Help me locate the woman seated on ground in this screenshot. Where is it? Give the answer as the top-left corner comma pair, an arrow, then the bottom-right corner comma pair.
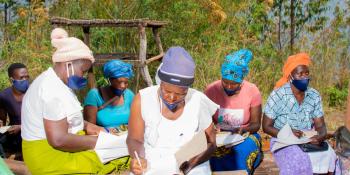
205,49 -> 262,174
84,59 -> 134,132
127,47 -> 219,175
21,28 -> 125,175
262,53 -> 336,175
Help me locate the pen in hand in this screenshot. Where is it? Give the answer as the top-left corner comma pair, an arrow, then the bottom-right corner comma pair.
134,150 -> 145,175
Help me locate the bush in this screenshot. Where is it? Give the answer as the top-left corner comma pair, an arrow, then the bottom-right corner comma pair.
325,86 -> 348,107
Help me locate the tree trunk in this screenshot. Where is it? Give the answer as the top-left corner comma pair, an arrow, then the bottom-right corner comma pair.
346,83 -> 350,131
290,0 -> 295,53
3,3 -> 8,42
278,0 -> 283,50
4,3 -> 8,25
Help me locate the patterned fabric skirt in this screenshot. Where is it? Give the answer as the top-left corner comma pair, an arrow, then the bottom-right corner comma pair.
210,133 -> 262,174
271,138 -> 313,175
270,138 -> 337,175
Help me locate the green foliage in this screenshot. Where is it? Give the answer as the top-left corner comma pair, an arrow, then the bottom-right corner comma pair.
0,0 -> 349,109
326,86 -> 348,107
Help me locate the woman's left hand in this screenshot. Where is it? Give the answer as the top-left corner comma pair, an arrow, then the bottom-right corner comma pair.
8,125 -> 21,134
85,122 -> 104,135
179,161 -> 193,175
309,135 -> 324,145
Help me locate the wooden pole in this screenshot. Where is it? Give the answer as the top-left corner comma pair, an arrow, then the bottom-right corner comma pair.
83,27 -> 90,45
145,53 -> 164,64
290,0 -> 295,53
82,27 -> 96,89
152,27 -> 164,54
138,24 -> 153,87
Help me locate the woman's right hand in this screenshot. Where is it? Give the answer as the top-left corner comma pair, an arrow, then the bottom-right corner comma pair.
292,129 -> 303,138
85,122 -> 104,135
215,125 -> 221,133
130,157 -> 147,175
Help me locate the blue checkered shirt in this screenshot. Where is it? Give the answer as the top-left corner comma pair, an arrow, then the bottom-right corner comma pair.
264,83 -> 324,130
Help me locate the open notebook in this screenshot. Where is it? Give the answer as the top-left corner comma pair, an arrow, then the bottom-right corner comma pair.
175,130 -> 207,168
271,124 -> 313,152
216,132 -> 246,147
0,126 -> 11,134
94,131 -> 129,163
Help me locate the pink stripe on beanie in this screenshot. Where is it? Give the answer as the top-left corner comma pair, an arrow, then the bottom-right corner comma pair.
51,28 -> 95,63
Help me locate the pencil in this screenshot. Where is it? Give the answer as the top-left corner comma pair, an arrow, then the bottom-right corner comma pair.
134,150 -> 145,175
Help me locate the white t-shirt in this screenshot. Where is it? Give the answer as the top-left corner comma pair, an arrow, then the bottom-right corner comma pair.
139,85 -> 219,175
21,67 -> 84,141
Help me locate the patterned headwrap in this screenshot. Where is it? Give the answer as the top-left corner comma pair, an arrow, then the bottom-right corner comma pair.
103,60 -> 133,79
221,49 -> 253,83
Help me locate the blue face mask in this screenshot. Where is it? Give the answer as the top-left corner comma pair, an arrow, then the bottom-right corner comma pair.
12,79 -> 29,93
291,77 -> 310,92
159,94 -> 184,112
67,76 -> 87,90
66,62 -> 87,90
223,86 -> 241,96
112,88 -> 124,96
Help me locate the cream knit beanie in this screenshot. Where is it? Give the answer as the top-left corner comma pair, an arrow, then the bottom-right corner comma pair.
51,28 -> 94,63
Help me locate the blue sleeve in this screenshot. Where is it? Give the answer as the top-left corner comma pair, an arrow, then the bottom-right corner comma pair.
124,89 -> 135,106
83,88 -> 102,107
312,92 -> 324,118
263,90 -> 282,120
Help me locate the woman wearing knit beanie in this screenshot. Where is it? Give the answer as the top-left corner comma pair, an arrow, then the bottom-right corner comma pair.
127,46 -> 219,175
21,28 -> 127,174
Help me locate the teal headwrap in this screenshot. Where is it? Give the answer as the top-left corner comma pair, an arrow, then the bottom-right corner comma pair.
221,49 -> 253,83
103,60 -> 133,79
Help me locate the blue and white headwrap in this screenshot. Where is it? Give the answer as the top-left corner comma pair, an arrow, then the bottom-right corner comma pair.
103,60 -> 133,79
221,49 -> 253,83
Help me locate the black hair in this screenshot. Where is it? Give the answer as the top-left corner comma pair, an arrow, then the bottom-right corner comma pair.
7,63 -> 27,78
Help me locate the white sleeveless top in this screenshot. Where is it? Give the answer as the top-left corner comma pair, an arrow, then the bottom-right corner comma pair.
139,85 -> 219,175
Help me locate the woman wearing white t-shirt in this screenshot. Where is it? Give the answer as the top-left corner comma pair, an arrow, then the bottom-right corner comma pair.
21,28 -> 121,175
127,47 -> 219,175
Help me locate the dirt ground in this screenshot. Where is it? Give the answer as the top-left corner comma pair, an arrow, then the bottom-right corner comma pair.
8,109 -> 347,175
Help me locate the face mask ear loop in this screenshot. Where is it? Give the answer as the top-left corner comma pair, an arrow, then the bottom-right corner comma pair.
157,88 -> 164,113
289,74 -> 295,82
66,62 -> 75,78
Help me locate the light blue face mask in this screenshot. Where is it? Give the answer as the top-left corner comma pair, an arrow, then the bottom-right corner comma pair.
159,91 -> 185,112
